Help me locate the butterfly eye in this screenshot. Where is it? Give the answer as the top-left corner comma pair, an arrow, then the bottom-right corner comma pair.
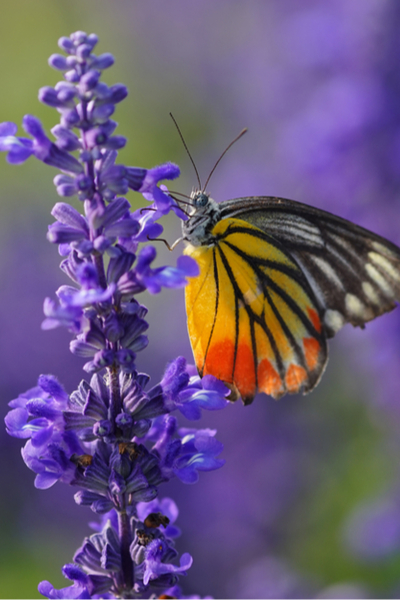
194,193 -> 209,208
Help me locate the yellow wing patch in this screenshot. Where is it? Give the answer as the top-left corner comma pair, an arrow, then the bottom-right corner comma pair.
184,218 -> 328,404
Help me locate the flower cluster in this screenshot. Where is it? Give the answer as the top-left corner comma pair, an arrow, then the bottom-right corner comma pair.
3,31 -> 229,599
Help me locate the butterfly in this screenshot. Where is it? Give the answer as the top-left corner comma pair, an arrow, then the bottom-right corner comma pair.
180,191 -> 400,405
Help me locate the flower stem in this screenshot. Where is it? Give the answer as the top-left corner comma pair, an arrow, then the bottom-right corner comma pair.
93,251 -> 107,290
118,500 -> 134,593
109,364 -> 122,427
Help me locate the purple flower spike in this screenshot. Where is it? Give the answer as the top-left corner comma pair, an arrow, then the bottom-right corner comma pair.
4,29 -> 227,599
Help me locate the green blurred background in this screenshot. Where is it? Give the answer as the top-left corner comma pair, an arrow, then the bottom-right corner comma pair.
1,1 -> 400,598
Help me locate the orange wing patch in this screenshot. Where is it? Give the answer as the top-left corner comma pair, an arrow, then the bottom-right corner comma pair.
202,339 -> 235,383
257,358 -> 283,398
285,364 -> 308,393
234,343 -> 256,402
307,307 -> 322,333
303,337 -> 321,370
184,218 -> 328,403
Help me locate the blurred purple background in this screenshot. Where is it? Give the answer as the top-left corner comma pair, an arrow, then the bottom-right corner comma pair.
2,1 -> 400,597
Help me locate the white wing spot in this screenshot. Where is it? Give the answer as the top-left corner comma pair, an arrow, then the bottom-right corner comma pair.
345,293 -> 366,317
362,281 -> 380,305
372,240 -> 398,258
325,238 -> 360,276
365,263 -> 393,296
329,233 -> 354,255
368,251 -> 400,282
324,309 -> 345,333
310,255 -> 344,289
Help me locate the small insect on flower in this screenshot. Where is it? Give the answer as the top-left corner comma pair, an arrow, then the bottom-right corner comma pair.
144,512 -> 170,529
136,529 -> 154,546
171,121 -> 400,405
118,441 -> 141,460
70,453 -> 93,469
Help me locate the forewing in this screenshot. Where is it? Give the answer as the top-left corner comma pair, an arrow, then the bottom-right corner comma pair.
220,197 -> 400,337
184,218 -> 328,404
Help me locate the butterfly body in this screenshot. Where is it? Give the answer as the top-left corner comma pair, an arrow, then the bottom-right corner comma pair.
182,192 -> 400,404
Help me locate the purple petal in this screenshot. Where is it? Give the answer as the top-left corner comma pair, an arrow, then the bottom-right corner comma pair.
35,471 -> 62,490
177,254 -> 200,277
139,162 -> 180,193
51,203 -> 89,232
4,408 -> 31,438
0,121 -> 18,136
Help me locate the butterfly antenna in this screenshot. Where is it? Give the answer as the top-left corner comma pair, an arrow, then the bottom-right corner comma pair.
168,194 -> 191,218
203,128 -> 248,191
170,112 -> 202,190
168,190 -> 192,200
168,190 -> 193,212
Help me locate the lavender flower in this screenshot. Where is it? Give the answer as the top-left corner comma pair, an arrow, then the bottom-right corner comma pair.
3,30 -> 229,599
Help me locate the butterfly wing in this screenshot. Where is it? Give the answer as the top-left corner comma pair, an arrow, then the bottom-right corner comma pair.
219,196 -> 400,337
184,217 -> 328,404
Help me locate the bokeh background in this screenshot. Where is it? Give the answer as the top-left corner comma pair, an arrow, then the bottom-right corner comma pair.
1,1 -> 400,598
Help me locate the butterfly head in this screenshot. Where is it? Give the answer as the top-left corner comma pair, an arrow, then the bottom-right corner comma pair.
191,191 -> 210,209
181,190 -> 221,247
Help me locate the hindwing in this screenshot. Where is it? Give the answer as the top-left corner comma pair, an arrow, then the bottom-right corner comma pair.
184,218 -> 328,404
